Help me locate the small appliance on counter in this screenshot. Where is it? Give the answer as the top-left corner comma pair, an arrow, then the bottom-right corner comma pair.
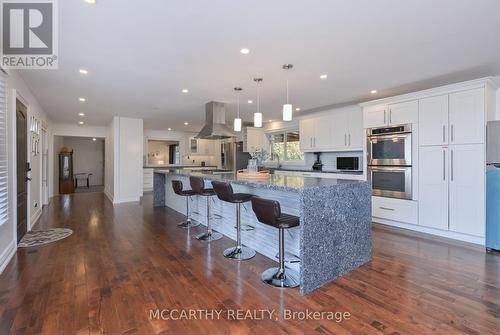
486,121 -> 500,252
312,152 -> 323,171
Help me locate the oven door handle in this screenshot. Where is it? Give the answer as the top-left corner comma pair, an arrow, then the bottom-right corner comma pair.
368,133 -> 411,141
369,167 -> 410,172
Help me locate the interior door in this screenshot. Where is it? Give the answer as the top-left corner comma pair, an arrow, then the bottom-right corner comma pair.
418,146 -> 449,230
16,99 -> 28,243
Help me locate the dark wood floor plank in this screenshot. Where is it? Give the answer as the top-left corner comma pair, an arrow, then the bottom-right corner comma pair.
0,192 -> 498,335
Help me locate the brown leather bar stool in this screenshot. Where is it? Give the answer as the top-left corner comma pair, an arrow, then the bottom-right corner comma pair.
211,181 -> 256,260
251,197 -> 300,288
190,176 -> 223,241
171,180 -> 200,228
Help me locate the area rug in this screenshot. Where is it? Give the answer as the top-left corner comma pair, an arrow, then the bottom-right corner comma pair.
18,228 -> 73,248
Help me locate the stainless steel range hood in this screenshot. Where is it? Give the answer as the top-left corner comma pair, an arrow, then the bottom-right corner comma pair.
195,101 -> 235,139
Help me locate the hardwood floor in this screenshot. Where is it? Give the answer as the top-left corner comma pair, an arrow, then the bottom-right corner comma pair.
0,192 -> 498,335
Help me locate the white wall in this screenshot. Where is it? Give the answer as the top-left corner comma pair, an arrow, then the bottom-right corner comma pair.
496,88 -> 500,120
1,70 -> 51,274
52,123 -> 106,138
105,117 -> 143,204
104,119 -> 115,202
144,129 -> 187,165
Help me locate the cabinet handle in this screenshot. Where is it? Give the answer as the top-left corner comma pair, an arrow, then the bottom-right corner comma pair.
348,134 -> 351,146
310,138 -> 313,147
379,207 -> 395,211
443,150 -> 446,181
344,134 -> 347,146
389,109 -> 392,124
451,149 -> 454,181
314,137 -> 316,147
442,125 -> 446,143
451,124 -> 454,142
384,110 -> 387,124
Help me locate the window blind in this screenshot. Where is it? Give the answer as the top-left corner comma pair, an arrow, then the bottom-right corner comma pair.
0,74 -> 7,227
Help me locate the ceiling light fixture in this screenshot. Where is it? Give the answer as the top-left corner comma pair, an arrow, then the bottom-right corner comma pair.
84,0 -> 96,4
79,121 -> 84,125
182,89 -> 189,93
79,97 -> 86,102
253,78 -> 263,128
282,64 -> 293,121
320,74 -> 328,79
247,100 -> 253,104
167,128 -> 172,131
295,107 -> 301,111
240,48 -> 250,55
183,122 -> 189,126
79,69 -> 88,75
233,87 -> 242,132
370,90 -> 377,94
92,138 -> 96,141
78,113 -> 85,116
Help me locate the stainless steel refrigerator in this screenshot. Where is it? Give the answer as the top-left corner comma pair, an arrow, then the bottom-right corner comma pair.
221,141 -> 251,171
486,121 -> 500,251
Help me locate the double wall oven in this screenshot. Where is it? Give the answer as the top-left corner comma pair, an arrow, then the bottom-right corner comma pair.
367,124 -> 412,200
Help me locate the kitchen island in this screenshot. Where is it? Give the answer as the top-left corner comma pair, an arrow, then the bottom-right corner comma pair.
153,169 -> 371,294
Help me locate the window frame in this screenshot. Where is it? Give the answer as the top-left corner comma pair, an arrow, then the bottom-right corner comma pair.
265,129 -> 305,164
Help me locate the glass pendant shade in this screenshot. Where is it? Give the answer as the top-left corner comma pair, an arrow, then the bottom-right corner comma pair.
234,117 -> 242,132
283,103 -> 293,121
253,112 -> 262,128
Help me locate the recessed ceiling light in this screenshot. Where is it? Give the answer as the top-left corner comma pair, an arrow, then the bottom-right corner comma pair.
320,74 -> 328,79
167,128 -> 172,131
268,120 -> 273,122
184,122 -> 189,126
79,97 -> 86,102
181,89 -> 189,93
79,121 -> 84,125
78,112 -> 85,117
84,0 -> 96,4
240,48 -> 250,54
248,100 -> 253,104
370,90 -> 377,94
92,138 -> 96,141
295,107 -> 301,111
79,69 -> 88,75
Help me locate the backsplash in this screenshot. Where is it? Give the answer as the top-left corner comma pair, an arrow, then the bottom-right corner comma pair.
304,151 -> 364,171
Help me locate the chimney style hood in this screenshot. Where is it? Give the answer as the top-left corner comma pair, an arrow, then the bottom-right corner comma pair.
195,101 -> 236,140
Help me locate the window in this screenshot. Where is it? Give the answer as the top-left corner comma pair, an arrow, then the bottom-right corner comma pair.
0,74 -> 7,227
267,130 -> 304,161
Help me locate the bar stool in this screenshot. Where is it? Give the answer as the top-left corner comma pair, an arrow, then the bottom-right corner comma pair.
211,181 -> 256,260
251,197 -> 300,288
189,176 -> 223,241
171,180 -> 200,228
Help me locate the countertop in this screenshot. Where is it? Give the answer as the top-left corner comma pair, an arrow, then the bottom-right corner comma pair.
144,165 -> 217,169
269,167 -> 364,175
154,169 -> 364,192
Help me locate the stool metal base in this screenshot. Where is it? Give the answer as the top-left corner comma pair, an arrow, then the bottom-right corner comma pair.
235,224 -> 255,231
223,246 -> 256,260
261,267 -> 300,288
275,251 -> 300,263
196,231 -> 223,241
177,219 -> 200,228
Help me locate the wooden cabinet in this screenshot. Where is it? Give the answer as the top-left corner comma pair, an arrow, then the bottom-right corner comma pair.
418,146 -> 449,230
449,144 -> 485,237
449,88 -> 485,145
363,101 -> 418,128
299,107 -> 363,152
419,95 -> 449,146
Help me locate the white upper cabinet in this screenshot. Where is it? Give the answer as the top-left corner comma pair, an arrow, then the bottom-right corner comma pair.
363,104 -> 388,128
363,101 -> 417,128
327,111 -> 347,150
418,146 -> 449,230
449,88 -> 485,145
448,144 -> 485,237
419,95 -> 449,146
299,118 -> 316,151
347,108 -> 363,150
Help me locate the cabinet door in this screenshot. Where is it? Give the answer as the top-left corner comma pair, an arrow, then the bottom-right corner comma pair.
363,105 -> 387,128
449,88 -> 485,145
347,108 -> 363,150
418,146 -> 449,230
449,144 -> 485,237
299,118 -> 315,151
388,100 -> 418,125
419,95 -> 448,146
320,113 -> 344,149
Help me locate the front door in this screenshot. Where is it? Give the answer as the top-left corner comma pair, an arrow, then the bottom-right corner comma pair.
16,99 -> 28,243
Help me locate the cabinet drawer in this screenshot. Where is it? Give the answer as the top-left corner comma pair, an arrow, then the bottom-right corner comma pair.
372,196 -> 418,224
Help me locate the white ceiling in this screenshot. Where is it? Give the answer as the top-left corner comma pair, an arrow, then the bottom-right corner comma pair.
18,0 -> 500,132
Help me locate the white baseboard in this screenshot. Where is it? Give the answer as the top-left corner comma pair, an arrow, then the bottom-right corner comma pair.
29,208 -> 42,231
104,189 -> 114,203
372,217 -> 485,246
0,240 -> 16,275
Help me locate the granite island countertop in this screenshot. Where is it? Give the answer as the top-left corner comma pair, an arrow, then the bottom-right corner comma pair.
154,168 -> 364,193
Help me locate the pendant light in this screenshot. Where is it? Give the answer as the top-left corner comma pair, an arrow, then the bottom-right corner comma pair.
253,78 -> 263,128
282,64 -> 293,121
234,87 -> 242,132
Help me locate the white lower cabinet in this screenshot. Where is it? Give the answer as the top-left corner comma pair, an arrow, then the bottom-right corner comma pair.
448,144 -> 485,237
418,146 -> 449,230
143,168 -> 154,192
372,196 -> 418,225
418,144 -> 485,237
